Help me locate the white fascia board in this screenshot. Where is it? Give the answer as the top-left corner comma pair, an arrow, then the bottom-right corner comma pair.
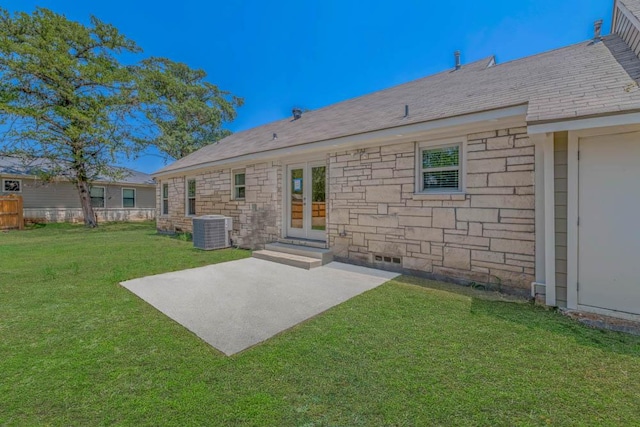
153,104 -> 528,178
528,112 -> 640,134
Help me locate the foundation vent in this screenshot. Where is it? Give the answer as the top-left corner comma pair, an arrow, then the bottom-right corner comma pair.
374,254 -> 402,265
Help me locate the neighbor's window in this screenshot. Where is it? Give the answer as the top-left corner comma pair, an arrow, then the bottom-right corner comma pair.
162,183 -> 169,215
122,188 -> 135,208
233,170 -> 246,200
418,143 -> 462,192
186,179 -> 196,216
90,186 -> 105,208
2,179 -> 21,193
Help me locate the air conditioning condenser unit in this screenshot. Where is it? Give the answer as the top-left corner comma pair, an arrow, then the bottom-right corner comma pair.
192,215 -> 233,250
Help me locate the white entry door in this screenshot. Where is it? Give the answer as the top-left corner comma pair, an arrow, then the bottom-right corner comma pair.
578,132 -> 640,316
286,161 -> 327,241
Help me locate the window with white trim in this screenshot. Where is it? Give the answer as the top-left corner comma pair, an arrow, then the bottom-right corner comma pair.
233,170 -> 245,200
186,179 -> 196,216
2,179 -> 21,193
162,183 -> 169,215
122,188 -> 136,208
417,142 -> 463,193
90,186 -> 105,208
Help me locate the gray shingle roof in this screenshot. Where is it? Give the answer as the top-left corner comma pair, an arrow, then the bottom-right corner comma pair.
158,34 -> 640,175
0,156 -> 155,185
621,0 -> 640,21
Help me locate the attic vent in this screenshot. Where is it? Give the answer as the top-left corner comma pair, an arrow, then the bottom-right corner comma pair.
292,108 -> 302,120
593,19 -> 603,42
454,50 -> 461,70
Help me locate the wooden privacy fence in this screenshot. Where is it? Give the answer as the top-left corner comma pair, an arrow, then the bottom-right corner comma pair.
291,201 -> 326,220
0,195 -> 24,230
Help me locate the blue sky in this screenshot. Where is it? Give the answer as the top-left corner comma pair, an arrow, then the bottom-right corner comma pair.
3,0 -> 612,173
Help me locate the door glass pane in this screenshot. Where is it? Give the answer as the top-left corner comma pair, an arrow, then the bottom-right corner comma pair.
290,168 -> 303,229
311,166 -> 326,230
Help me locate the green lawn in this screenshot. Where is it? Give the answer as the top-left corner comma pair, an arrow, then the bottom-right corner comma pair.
1,222 -> 639,426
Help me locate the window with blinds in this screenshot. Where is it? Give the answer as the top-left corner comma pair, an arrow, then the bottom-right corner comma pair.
419,143 -> 462,192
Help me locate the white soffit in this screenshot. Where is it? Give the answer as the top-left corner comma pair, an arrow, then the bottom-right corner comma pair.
528,112 -> 640,134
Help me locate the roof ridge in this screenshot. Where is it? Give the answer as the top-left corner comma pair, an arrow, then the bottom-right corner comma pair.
486,38 -> 597,69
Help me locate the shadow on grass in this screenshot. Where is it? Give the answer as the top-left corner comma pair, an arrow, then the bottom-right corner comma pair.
393,275 -> 640,357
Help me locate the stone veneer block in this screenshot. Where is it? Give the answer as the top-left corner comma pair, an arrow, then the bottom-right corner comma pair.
470,195 -> 534,209
488,171 -> 533,187
405,227 -> 443,242
490,238 -> 535,255
358,214 -> 399,228
366,185 -> 401,203
486,135 -> 514,150
368,240 -> 407,256
402,256 -> 433,272
432,208 -> 456,229
456,208 -> 499,223
443,247 -> 471,270
467,158 -> 506,173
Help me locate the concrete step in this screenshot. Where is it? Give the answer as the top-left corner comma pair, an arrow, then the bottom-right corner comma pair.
265,242 -> 333,264
277,237 -> 327,249
252,250 -> 323,270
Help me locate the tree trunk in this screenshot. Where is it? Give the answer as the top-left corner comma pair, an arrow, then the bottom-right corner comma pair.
76,180 -> 98,228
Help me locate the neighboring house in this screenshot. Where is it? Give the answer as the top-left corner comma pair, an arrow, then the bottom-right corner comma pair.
0,156 -> 156,223
155,0 -> 640,321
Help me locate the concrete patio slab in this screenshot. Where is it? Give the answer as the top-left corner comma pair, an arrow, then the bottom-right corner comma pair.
120,258 -> 399,355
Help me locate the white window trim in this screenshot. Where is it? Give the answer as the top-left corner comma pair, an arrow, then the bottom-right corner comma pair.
90,186 -> 106,208
185,178 -> 196,217
232,169 -> 246,201
2,178 -> 22,193
161,183 -> 169,216
122,187 -> 136,208
415,137 -> 467,195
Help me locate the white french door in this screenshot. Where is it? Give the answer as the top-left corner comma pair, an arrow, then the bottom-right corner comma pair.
286,161 -> 327,241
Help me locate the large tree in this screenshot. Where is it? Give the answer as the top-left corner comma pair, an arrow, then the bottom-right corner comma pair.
137,57 -> 243,160
0,8 -> 241,227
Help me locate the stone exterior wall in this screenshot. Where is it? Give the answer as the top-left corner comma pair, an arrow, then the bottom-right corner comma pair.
327,127 -> 535,291
157,126 -> 535,291
24,207 -> 155,223
156,161 -> 281,248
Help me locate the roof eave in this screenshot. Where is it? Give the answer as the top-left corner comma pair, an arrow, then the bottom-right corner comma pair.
153,103 -> 529,178
528,109 -> 640,134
